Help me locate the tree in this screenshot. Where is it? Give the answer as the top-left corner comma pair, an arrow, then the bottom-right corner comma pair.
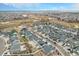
21,35 -> 28,43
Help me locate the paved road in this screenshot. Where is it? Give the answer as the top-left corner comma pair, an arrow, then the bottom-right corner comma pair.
28,27 -> 71,56
54,42 -> 70,56
38,32 -> 70,56
51,25 -> 77,35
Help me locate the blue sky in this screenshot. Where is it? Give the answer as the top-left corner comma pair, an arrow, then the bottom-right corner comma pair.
0,3 -> 79,11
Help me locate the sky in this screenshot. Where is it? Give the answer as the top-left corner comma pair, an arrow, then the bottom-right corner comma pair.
0,3 -> 79,11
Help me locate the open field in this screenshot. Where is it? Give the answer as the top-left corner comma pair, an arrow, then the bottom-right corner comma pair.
0,14 -> 79,30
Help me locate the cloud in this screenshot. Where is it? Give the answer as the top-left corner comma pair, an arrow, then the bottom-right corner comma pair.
1,3 -> 79,11
3,3 -> 40,9
73,3 -> 79,10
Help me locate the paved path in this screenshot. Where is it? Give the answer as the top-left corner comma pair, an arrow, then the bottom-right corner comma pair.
0,38 -> 6,55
